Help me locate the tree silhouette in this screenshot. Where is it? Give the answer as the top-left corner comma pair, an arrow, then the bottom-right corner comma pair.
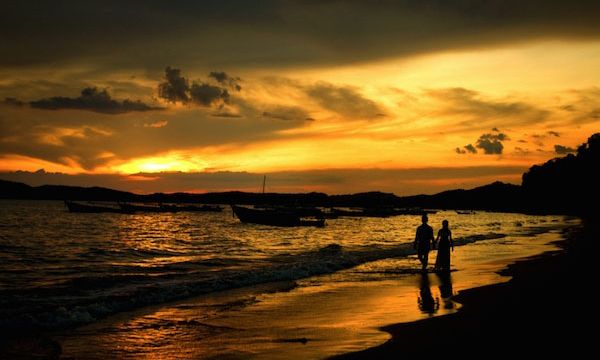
522,133 -> 599,215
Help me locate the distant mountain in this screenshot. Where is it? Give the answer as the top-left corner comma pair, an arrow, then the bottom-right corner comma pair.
0,179 -> 526,212
0,180 -> 139,202
0,179 -> 332,205
396,181 -> 524,212
1,133 -> 598,216
0,180 -> 32,199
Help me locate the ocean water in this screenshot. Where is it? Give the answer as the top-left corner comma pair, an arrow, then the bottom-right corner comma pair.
0,199 -> 570,337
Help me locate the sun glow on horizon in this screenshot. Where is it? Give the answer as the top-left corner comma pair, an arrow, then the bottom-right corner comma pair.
112,155 -> 209,174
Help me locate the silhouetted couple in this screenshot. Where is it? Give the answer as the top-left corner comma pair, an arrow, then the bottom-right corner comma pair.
414,214 -> 454,272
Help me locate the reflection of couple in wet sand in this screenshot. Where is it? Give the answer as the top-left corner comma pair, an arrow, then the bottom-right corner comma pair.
413,214 -> 454,272
418,271 -> 454,314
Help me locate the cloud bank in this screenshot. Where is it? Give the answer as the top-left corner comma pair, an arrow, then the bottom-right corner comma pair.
2,1 -> 600,69
29,87 -> 162,114
158,67 -> 240,108
554,145 -> 576,154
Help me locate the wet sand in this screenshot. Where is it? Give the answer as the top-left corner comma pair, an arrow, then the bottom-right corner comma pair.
333,220 -> 597,358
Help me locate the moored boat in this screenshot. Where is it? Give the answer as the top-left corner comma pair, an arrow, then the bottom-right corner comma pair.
119,203 -> 172,213
65,201 -> 129,214
119,203 -> 223,213
178,204 -> 223,212
330,207 -> 438,218
231,205 -> 325,227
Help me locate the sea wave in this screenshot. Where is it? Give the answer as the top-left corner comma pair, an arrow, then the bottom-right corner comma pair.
0,232 -> 507,332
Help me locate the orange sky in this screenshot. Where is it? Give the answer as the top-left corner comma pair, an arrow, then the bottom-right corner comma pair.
1,2 -> 599,195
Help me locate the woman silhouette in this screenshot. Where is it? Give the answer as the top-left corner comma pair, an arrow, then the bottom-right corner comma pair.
434,220 -> 454,272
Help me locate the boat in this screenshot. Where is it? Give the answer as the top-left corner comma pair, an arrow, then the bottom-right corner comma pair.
119,203 -> 223,213
329,207 -> 437,218
231,205 -> 325,227
391,208 -> 438,216
330,208 -> 370,217
178,204 -> 223,212
65,201 -> 130,214
456,210 -> 476,215
119,203 -> 173,213
256,205 -> 332,218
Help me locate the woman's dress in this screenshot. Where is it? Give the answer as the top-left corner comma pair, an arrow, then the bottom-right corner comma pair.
435,228 -> 452,271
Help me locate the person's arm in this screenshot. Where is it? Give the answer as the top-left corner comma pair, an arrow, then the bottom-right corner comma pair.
450,230 -> 454,251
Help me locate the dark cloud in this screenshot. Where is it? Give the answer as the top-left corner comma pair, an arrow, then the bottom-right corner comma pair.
476,133 -> 509,154
3,97 -> 26,107
554,144 -> 576,154
530,131 -> 560,146
158,67 -> 190,103
208,71 -> 242,91
2,1 -> 600,69
587,109 -> 600,120
211,111 -> 243,118
427,88 -> 549,127
306,82 -> 383,119
262,106 -> 312,121
495,133 -> 509,141
514,147 -> 531,155
559,104 -> 576,112
455,144 -> 477,154
158,67 -> 236,108
29,87 -> 162,114
189,83 -> 229,107
464,144 -> 477,154
564,87 -> 600,124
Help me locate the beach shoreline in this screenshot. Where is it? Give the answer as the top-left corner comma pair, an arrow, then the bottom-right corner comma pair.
332,219 -> 596,358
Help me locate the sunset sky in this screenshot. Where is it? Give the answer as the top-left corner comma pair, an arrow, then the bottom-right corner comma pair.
1,1 -> 599,195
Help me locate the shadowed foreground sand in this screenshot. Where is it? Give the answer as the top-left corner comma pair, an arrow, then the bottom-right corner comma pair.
332,219 -> 597,358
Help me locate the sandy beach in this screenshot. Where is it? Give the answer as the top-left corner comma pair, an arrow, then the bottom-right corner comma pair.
334,219 -> 597,358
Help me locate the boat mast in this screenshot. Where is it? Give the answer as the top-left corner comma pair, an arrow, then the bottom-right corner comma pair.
262,175 -> 266,194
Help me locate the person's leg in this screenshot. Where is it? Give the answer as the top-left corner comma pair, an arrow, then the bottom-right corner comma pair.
417,251 -> 425,269
422,252 -> 428,271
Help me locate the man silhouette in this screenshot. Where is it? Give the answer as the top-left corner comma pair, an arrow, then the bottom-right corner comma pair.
414,214 -> 434,272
